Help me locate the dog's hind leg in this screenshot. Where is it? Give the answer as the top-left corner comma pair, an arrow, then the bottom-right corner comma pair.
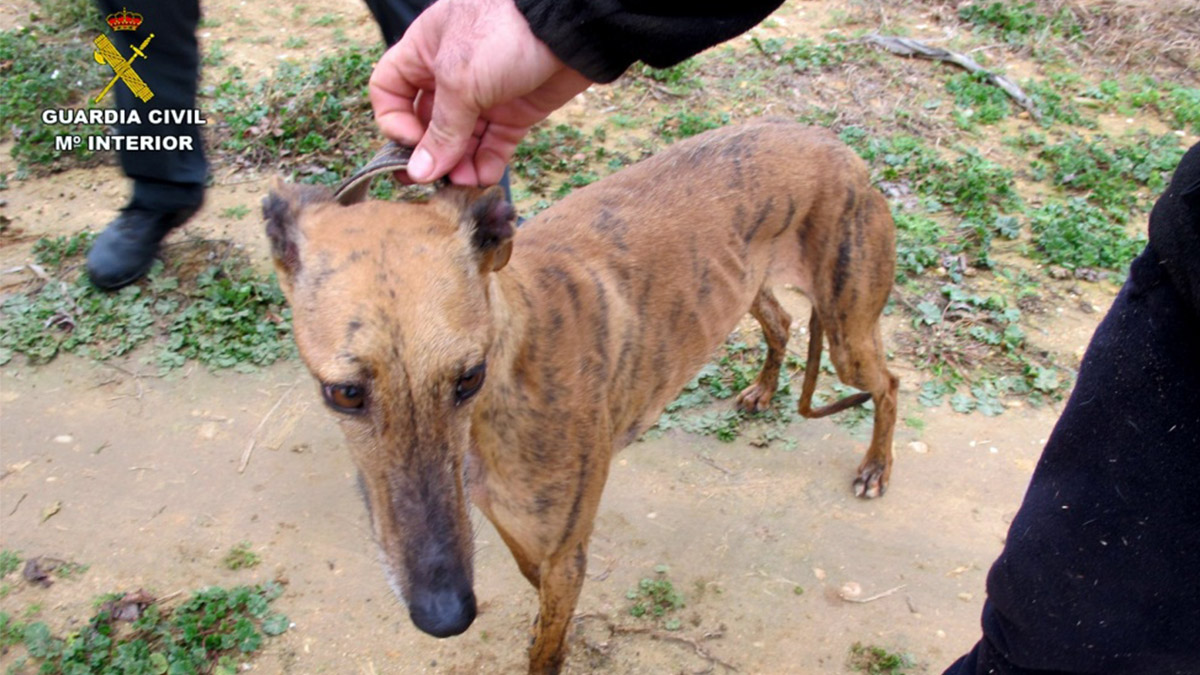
823,315 -> 899,499
736,287 -> 793,413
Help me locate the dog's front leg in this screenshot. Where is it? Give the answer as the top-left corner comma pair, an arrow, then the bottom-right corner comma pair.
525,429 -> 613,674
528,539 -> 590,674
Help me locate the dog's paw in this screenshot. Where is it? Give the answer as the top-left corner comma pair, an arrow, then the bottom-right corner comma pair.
853,462 -> 888,499
735,383 -> 776,413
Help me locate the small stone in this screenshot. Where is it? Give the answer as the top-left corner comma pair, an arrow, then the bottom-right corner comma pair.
908,441 -> 929,454
957,592 -> 974,601
53,434 -> 73,444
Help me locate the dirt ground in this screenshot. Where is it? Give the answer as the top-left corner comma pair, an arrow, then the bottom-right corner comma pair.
0,0 -> 1140,673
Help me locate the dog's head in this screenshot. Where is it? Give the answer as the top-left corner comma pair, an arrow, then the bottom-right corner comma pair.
263,181 -> 515,638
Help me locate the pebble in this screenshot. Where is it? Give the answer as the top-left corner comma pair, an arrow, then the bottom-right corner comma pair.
53,434 -> 73,444
908,441 -> 929,454
957,592 -> 974,601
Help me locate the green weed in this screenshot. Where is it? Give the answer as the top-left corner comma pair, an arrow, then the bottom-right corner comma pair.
655,110 -> 732,142
0,550 -> 21,578
848,641 -> 917,674
220,205 -> 251,220
626,566 -> 685,629
751,36 -> 850,72
1,583 -> 288,675
31,0 -> 101,31
946,72 -> 1012,127
513,123 -> 615,199
1033,133 -> 1184,218
1164,85 -> 1200,134
208,45 -> 380,182
904,282 -> 1067,410
0,26 -> 104,173
1029,198 -> 1146,271
638,59 -> 698,92
893,211 -> 950,279
222,542 -> 261,571
0,236 -> 295,371
958,1 -> 1079,43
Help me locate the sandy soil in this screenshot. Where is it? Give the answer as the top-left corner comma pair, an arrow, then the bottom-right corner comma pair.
0,0 -> 1124,673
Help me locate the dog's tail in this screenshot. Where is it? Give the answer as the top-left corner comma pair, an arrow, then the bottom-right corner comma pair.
796,313 -> 872,418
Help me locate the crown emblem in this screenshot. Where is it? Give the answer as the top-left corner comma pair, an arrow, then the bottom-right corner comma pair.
106,7 -> 143,31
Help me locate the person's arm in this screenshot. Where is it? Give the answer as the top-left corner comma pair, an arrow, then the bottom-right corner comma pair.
515,1 -> 785,83
369,0 -> 784,185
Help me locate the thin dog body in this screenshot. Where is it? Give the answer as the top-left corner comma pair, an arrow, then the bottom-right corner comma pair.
264,120 -> 898,673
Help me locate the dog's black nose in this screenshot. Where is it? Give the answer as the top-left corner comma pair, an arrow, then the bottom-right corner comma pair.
408,587 -> 477,638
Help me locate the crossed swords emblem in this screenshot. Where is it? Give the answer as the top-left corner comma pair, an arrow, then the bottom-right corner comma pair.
93,32 -> 155,103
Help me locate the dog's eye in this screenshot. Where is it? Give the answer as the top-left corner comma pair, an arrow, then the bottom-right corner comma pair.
323,383 -> 367,413
455,363 -> 486,404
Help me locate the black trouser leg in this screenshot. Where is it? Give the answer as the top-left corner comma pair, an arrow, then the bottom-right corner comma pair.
944,143 -> 1200,675
360,0 -> 430,47
94,0 -> 206,212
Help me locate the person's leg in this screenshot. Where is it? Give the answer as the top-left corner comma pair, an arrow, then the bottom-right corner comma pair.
361,0 -> 428,47
945,143 -> 1200,674
88,1 -> 205,289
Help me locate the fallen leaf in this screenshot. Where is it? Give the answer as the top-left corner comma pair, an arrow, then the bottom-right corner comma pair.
22,558 -> 53,587
103,589 -> 156,622
41,500 -> 61,522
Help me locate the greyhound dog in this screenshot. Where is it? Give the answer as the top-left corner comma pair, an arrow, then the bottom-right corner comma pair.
264,119 -> 897,673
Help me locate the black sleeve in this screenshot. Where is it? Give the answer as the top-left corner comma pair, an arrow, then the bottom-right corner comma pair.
514,0 -> 785,83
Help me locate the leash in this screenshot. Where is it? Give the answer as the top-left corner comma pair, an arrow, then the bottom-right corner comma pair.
333,142 -> 448,206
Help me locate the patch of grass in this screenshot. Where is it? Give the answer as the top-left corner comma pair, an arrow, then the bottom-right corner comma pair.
202,42 -> 229,67
1,236 -> 295,371
1164,85 -> 1200,134
848,641 -> 917,674
283,35 -> 308,49
893,211 -> 951,280
309,13 -> 340,26
0,550 -> 21,577
31,0 -> 101,31
1023,77 -> 1093,128
655,110 -> 732,142
0,26 -> 104,173
957,1 -> 1079,43
750,36 -> 851,72
1033,133 -> 1184,219
946,71 -> 1011,127
902,278 -> 1069,412
53,560 -> 89,580
220,204 -> 251,220
843,130 -> 1022,267
648,339 -> 800,445
209,44 -> 380,182
222,542 -> 261,571
1,583 -> 288,675
626,566 -> 685,630
1029,198 -> 1146,271
638,59 -> 698,93
513,123 -> 617,200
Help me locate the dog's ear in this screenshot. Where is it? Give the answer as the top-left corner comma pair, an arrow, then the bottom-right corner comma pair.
441,186 -> 517,273
263,180 -> 332,293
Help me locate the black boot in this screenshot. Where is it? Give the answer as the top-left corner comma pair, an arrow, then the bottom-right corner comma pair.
86,206 -> 197,290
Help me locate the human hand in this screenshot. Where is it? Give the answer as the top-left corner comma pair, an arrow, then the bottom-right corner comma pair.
369,0 -> 593,185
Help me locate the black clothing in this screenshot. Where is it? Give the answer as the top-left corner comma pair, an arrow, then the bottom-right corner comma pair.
93,0 -> 428,212
945,143 -> 1200,674
515,0 -> 786,82
96,0 -> 206,212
